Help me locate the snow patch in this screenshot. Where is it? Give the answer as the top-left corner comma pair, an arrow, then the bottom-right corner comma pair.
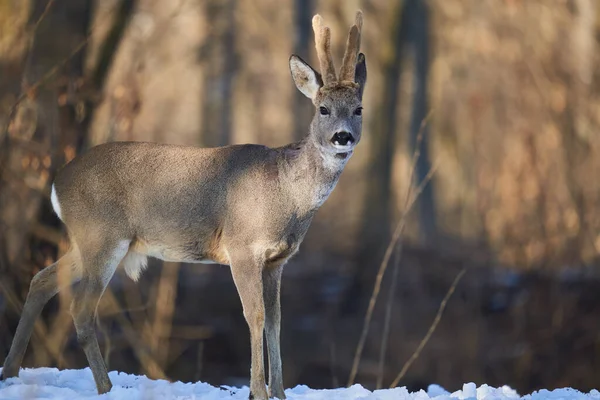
0,368 -> 599,400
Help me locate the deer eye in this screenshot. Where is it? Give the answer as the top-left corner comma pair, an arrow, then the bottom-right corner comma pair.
319,106 -> 330,116
354,107 -> 363,116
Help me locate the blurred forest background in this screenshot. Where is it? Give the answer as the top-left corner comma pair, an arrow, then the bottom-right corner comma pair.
2,0 -> 600,395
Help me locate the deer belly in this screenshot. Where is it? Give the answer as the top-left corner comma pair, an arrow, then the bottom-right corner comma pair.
130,237 -> 228,265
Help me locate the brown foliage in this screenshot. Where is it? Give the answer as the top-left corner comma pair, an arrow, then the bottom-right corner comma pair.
2,0 -> 600,395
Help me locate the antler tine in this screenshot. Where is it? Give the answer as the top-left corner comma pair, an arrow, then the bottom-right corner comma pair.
355,10 -> 363,52
312,14 -> 337,85
355,10 -> 363,35
339,10 -> 363,82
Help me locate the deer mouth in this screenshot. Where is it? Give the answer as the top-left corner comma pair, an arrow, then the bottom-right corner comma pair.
330,131 -> 356,149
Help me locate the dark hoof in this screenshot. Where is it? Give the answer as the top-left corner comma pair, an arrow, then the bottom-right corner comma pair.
0,370 -> 15,381
96,381 -> 113,395
0,367 -> 19,381
249,392 -> 254,400
97,386 -> 113,395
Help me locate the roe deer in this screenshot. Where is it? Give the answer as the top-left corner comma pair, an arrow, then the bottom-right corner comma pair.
1,11 -> 366,400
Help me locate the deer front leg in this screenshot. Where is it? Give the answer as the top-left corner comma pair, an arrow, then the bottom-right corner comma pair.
263,266 -> 285,399
230,253 -> 268,400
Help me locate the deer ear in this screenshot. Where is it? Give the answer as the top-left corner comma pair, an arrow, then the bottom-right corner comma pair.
290,55 -> 322,99
355,53 -> 367,99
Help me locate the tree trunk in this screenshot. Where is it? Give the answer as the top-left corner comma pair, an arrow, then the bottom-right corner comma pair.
200,0 -> 237,147
0,0 -> 93,367
406,0 -> 436,243
293,0 -> 314,141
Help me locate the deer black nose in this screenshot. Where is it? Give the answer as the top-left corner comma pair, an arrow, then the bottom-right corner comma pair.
331,131 -> 355,146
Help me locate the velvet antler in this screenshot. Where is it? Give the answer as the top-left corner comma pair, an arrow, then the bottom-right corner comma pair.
312,14 -> 337,85
339,10 -> 363,82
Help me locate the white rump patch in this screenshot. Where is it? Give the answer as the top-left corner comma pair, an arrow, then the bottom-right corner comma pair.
120,251 -> 149,282
50,184 -> 63,221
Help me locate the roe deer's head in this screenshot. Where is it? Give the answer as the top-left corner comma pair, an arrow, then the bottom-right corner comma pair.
290,11 -> 367,155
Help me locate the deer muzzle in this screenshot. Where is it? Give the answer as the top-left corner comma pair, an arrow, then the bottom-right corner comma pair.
331,131 -> 355,148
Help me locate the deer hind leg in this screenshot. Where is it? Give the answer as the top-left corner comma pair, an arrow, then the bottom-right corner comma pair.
263,266 -> 285,399
1,247 -> 82,380
230,252 -> 268,400
70,239 -> 129,394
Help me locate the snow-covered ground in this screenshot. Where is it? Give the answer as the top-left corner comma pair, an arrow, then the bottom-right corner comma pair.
0,367 -> 598,400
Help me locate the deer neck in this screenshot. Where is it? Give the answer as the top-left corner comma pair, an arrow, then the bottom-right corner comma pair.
279,133 -> 351,215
